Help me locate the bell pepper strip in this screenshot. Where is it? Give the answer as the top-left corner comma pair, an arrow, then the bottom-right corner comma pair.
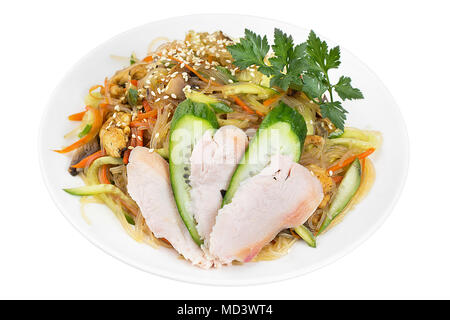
54,106 -> 103,154
71,150 -> 106,169
68,110 -> 87,121
328,148 -> 375,173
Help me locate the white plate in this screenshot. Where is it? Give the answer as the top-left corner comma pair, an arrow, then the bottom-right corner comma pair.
39,14 -> 409,286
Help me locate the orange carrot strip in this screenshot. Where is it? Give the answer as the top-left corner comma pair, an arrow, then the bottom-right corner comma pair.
89,85 -> 104,99
123,150 -> 131,165
159,53 -> 222,86
137,109 -> 157,120
130,120 -> 152,128
332,175 -> 344,184
99,165 -> 110,184
68,110 -> 86,121
231,95 -> 255,115
328,148 -> 375,173
143,56 -> 153,63
136,129 -> 144,147
54,106 -> 102,154
130,79 -> 138,87
142,100 -> 152,113
71,150 -> 106,169
263,93 -> 283,107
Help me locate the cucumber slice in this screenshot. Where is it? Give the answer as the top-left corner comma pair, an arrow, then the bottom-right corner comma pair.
222,102 -> 307,205
221,83 -> 278,99
293,225 -> 316,248
185,91 -> 233,113
318,158 -> 361,234
169,99 -> 219,245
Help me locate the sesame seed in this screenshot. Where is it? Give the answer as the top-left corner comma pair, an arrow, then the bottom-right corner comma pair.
228,79 -> 234,83
137,136 -> 143,141
151,91 -> 156,96
163,95 -> 169,99
128,146 -> 134,150
131,134 -> 136,139
148,148 -> 154,153
328,170 -> 333,176
170,93 -> 177,99
114,105 -> 120,111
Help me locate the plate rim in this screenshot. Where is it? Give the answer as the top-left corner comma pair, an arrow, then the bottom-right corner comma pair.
38,13 -> 410,286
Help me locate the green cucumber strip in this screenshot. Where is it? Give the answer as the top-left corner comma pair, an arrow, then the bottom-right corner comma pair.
186,91 -> 233,113
318,158 -> 361,234
78,124 -> 92,138
293,225 -> 316,248
223,102 -> 307,206
222,83 -> 278,99
169,99 -> 219,245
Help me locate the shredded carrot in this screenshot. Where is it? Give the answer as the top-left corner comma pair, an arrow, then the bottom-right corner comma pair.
328,148 -> 375,173
290,229 -> 301,239
136,129 -> 144,147
68,110 -> 86,121
104,78 -> 111,104
263,93 -> 283,107
142,100 -> 152,113
54,106 -> 102,154
159,53 -> 222,86
123,150 -> 131,165
137,109 -> 157,120
123,128 -> 137,165
332,175 -> 344,184
361,157 -> 366,174
89,85 -> 104,99
231,95 -> 255,115
130,120 -> 152,128
99,165 -> 110,184
130,79 -> 138,87
71,150 -> 106,169
143,55 -> 153,63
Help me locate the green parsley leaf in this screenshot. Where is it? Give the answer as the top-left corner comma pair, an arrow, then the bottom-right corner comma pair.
320,101 -> 348,131
302,74 -> 327,99
334,76 -> 364,100
226,29 -> 269,69
226,28 -> 364,129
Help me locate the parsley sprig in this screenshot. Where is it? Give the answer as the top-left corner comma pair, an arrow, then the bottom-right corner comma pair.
227,29 -> 364,130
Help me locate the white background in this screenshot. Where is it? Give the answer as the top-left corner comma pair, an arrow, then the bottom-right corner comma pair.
1,0 -> 448,299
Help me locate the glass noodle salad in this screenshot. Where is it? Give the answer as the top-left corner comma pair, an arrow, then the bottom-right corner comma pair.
56,29 -> 381,267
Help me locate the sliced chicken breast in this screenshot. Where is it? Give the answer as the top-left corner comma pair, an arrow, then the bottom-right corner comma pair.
189,125 -> 248,246
127,146 -> 212,268
209,154 -> 324,264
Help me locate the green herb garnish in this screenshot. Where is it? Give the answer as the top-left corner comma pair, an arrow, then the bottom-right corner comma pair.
227,29 -> 364,130
78,124 -> 92,138
127,88 -> 138,106
130,52 -> 137,65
